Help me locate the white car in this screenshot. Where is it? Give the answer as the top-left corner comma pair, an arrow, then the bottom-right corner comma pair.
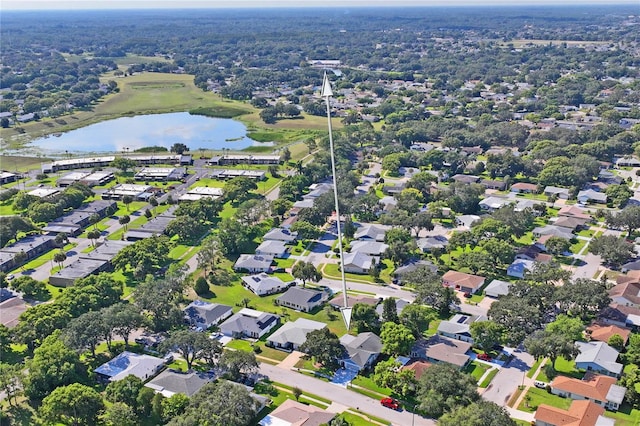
534,380 -> 547,389
6,274 -> 15,280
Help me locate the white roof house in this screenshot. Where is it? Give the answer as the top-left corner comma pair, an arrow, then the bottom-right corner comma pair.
263,228 -> 298,243
266,318 -> 326,351
575,341 -> 623,378
255,240 -> 288,258
484,279 -> 512,298
95,351 -> 165,382
241,273 -> 292,296
479,196 -> 511,211
219,308 -> 280,339
233,254 -> 274,273
349,241 -> 389,256
354,224 -> 387,241
343,252 -> 374,274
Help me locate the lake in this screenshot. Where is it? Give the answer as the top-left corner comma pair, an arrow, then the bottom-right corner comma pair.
28,112 -> 271,154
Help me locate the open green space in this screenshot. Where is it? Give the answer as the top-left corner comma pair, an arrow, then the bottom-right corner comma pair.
536,358 -> 582,382
463,361 -> 490,381
518,387 -> 572,413
603,403 -> 640,426
527,357 -> 544,378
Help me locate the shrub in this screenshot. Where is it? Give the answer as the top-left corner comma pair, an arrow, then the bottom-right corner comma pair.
194,276 -> 210,296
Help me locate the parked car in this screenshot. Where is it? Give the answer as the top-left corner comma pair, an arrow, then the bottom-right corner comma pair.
463,292 -> 472,298
380,397 -> 400,410
477,353 -> 491,362
534,381 -> 547,389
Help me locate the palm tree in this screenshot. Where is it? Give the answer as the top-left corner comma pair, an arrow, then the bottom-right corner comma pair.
53,251 -> 67,270
119,215 -> 131,230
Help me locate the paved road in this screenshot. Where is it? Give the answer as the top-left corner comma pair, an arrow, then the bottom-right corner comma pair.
259,363 -> 435,426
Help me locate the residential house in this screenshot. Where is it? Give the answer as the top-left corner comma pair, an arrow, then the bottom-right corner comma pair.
621,259 -> 640,273
507,259 -> 535,279
481,179 -> 506,190
511,182 -> 538,194
554,216 -> 588,231
275,287 -> 327,312
416,236 -> 448,253
437,314 -> 486,344
376,298 -> 410,319
544,186 -> 570,200
410,335 -> 471,369
479,196 -> 511,211
354,224 -> 387,241
451,174 -> 480,184
515,199 -> 539,213
577,190 -> 607,205
393,259 -> 437,284
259,399 -> 336,426
442,270 -> 485,294
349,241 -> 388,256
484,279 -> 512,298
255,240 -> 288,258
266,318 -> 326,351
263,228 -> 298,243
95,351 -> 165,383
382,182 -> 405,195
586,322 -> 631,346
550,373 -> 627,411
400,360 -> 432,380
615,157 -> 640,168
339,332 -> 383,372
558,205 -> 592,221
0,235 -> 57,272
183,301 -> 233,330
145,370 -> 212,397
329,293 -> 379,309
534,400 -> 610,426
516,246 -> 553,263
241,273 -> 292,296
219,308 -> 280,339
574,341 -> 623,378
455,215 -> 481,229
599,303 -> 640,329
342,252 -> 374,274
233,255 -> 274,273
608,282 -> 640,308
616,270 -> 640,286
532,225 -> 574,240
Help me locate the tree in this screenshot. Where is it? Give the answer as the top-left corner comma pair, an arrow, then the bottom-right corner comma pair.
40,383 -> 105,426
606,184 -> 632,208
405,267 -> 455,316
119,215 -> 131,230
457,251 -> 493,275
608,334 -> 625,351
291,261 -> 321,287
122,195 -> 134,212
0,363 -> 24,407
103,402 -> 138,426
170,143 -> 188,155
162,393 -> 190,421
167,381 -> 258,426
554,279 -> 611,319
545,236 -> 571,256
625,333 -> 640,365
299,328 -> 344,370
439,400 -> 516,426
105,303 -> 145,349
12,250 -> 27,269
24,331 -> 87,400
53,250 -> 67,270
381,297 -> 399,323
606,206 -> 640,237
380,322 -> 415,356
488,296 -> 544,346
545,314 -> 585,342
111,157 -> 137,173
416,363 -> 479,418
0,216 -> 36,247
589,235 -> 635,268
166,215 -> 207,243
480,238 -> 514,267
524,330 -> 579,369
372,358 -> 417,397
161,330 -> 216,370
290,220 -> 322,240
134,275 -> 184,332
197,236 -> 219,275
260,107 -> 277,124
89,213 -> 101,230
351,303 -> 381,334
87,229 -> 101,247
10,275 -> 50,300
63,310 -> 107,357
399,304 -> 435,337
292,387 -> 302,401
216,218 -> 255,256
105,375 -> 144,409
112,235 -> 172,279
282,146 -> 291,162
218,349 -> 258,381
14,303 -> 70,350
524,262 -> 571,286
194,276 -> 210,295
469,321 -> 503,353
223,176 -> 257,204
0,324 -> 11,359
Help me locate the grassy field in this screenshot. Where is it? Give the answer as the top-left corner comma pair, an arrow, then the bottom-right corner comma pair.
518,387 -> 572,413
0,155 -> 50,172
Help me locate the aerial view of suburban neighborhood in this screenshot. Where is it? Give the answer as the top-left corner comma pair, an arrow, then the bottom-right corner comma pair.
1,1 -> 640,425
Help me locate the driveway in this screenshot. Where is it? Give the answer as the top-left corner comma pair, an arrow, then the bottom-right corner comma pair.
259,362 -> 435,426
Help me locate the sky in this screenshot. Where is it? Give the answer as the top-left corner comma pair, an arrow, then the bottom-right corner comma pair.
3,0 -> 639,11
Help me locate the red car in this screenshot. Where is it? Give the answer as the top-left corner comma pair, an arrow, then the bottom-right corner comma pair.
381,397 -> 400,410
478,353 -> 492,362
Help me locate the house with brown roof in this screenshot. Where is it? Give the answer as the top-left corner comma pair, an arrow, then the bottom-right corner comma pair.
442,270 -> 485,294
534,400 -> 609,426
410,335 -> 471,368
511,182 -> 539,194
516,246 -> 553,263
259,399 -> 335,426
586,322 -> 631,346
609,282 -> 640,308
550,373 -> 627,411
557,205 -> 592,222
616,270 -> 640,286
554,216 -> 589,231
329,293 -> 379,309
401,360 -> 432,380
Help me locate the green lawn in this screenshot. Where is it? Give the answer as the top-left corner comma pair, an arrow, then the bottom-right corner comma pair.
527,357 -> 543,378
603,403 -> 640,426
536,358 -> 583,382
570,238 -> 588,255
351,375 -> 392,397
321,263 -> 379,284
479,368 -> 499,388
518,387 -> 572,413
463,361 -> 490,381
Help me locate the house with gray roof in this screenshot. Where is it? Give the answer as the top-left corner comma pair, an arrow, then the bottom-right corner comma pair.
183,300 -> 233,330
241,273 -> 292,296
375,298 -> 410,319
417,236 -> 448,253
255,240 -> 288,258
455,215 -> 481,229
339,332 -> 382,371
95,351 -> 165,383
544,186 -> 570,199
266,318 -> 326,351
349,241 -> 388,256
233,254 -> 274,273
577,189 -> 608,205
354,223 -> 387,241
574,341 -> 623,378
342,252 -> 374,274
479,196 -> 512,212
219,308 -> 280,339
532,224 -> 574,240
411,335 -> 472,369
484,279 -> 512,298
275,287 -> 327,312
507,259 -> 535,279
393,259 -> 437,284
437,314 -> 486,344
145,370 -> 212,397
260,399 -> 335,426
263,228 -> 298,243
